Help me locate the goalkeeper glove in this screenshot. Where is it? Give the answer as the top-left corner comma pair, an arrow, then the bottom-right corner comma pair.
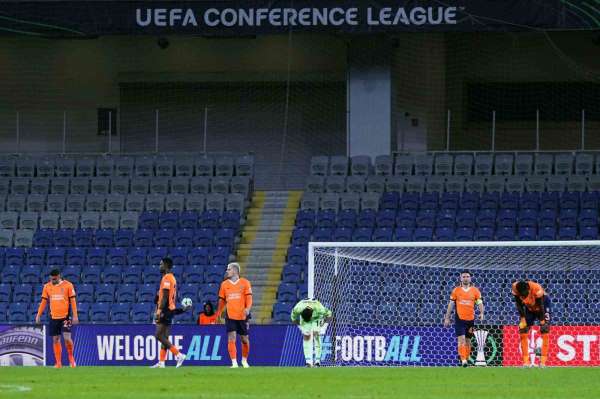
519,317 -> 527,329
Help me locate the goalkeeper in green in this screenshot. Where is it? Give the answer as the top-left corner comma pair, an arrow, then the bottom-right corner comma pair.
291,299 -> 332,367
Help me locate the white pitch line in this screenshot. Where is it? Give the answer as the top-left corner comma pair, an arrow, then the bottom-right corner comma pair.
0,384 -> 32,392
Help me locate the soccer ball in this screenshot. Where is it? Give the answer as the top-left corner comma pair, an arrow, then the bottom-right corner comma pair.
181,298 -> 192,308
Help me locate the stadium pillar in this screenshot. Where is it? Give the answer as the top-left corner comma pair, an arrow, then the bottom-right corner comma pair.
347,37 -> 394,158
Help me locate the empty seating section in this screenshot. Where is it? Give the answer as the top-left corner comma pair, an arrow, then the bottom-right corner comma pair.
272,152 -> 600,322
0,153 -> 252,323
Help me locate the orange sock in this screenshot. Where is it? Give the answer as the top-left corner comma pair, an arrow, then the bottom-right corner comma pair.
53,342 -> 62,366
169,346 -> 180,356
541,333 -> 549,364
458,344 -> 466,361
159,348 -> 167,362
65,340 -> 75,364
228,341 -> 237,361
464,345 -> 471,360
520,333 -> 530,364
242,341 -> 250,359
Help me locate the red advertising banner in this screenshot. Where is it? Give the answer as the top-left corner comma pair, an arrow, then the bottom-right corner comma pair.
503,326 -> 600,366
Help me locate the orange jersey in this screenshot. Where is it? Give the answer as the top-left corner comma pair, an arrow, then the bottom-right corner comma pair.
157,273 -> 177,311
40,280 -> 76,319
198,313 -> 218,325
218,278 -> 252,320
450,286 -> 482,321
512,281 -> 544,311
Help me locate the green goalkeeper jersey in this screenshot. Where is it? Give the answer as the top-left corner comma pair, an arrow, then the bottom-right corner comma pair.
290,299 -> 332,324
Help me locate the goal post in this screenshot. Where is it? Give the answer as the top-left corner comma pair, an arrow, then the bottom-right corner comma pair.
307,240 -> 600,367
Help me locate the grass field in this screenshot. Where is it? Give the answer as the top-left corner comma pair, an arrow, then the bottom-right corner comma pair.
1,367 -> 599,399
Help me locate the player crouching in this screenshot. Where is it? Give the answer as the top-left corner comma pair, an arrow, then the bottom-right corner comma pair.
291,299 -> 332,367
513,280 -> 551,367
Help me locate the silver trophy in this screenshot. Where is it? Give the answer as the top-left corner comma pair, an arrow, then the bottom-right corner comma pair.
474,329 -> 489,366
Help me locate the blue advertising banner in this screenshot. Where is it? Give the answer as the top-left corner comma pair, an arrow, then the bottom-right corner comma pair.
0,1 -> 599,37
40,323 -> 472,367
0,325 -> 45,366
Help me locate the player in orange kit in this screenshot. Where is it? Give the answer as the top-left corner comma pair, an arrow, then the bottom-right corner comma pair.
513,280 -> 551,367
35,268 -> 78,368
444,270 -> 484,367
150,258 -> 187,368
216,262 -> 253,368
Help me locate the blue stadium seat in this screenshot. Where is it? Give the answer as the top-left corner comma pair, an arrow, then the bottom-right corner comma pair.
127,248 -> 147,266
183,265 -> 204,284
435,227 -> 454,241
20,265 -> 41,284
133,229 -> 153,247
8,303 -> 28,322
53,229 -> 73,247
456,209 -> 476,229
159,211 -> 179,229
312,227 -> 332,242
209,247 -> 230,264
282,263 -> 302,283
539,209 -> 557,228
420,192 -> 439,210
13,284 -> 33,302
333,227 -> 352,241
154,229 -> 175,247
77,284 -> 95,302
1,265 -> 19,284
0,303 -> 7,322
455,227 -> 474,241
95,284 -> 116,302
559,208 -> 578,228
416,209 -> 436,228
131,303 -> 154,323
115,284 -> 136,303
108,247 -> 127,266
440,192 -> 460,210
538,226 -> 556,240
180,211 -> 199,229
337,209 -> 357,228
122,265 -> 143,284
169,247 -> 188,266
87,247 -> 106,267
0,284 -> 11,302
148,247 -> 168,265
46,248 -> 66,266
579,209 -> 598,227
90,303 -> 110,322
460,192 -> 479,209
27,248 -> 46,266
139,211 -> 159,230
436,210 -> 456,228
137,284 -> 155,302
352,227 -> 373,241
560,192 -> 580,210
474,227 -> 494,241
6,248 -> 25,266
499,192 -> 519,210
400,193 -> 419,210
143,267 -> 161,284
376,209 -> 396,228
201,284 -> 219,303
558,226 -> 577,240
357,210 -> 376,228
540,192 -> 559,210
215,229 -> 235,247
33,229 -> 54,247
295,210 -> 315,228
414,227 -> 433,241
94,228 -> 114,247
394,227 -> 413,241
193,228 -> 214,247
497,209 -> 517,228
396,209 -> 417,228
520,192 -> 539,210
277,283 -> 297,302
81,265 -> 102,284
73,228 -> 94,247
189,247 -> 209,265
114,229 -> 134,247
480,192 -> 499,210
103,265 -> 122,284
291,228 -> 311,246
373,227 -> 393,242
316,210 -> 336,228
580,226 -> 598,240
111,303 -> 131,323
75,302 -> 89,322
174,229 -> 194,247
204,264 -> 226,283
518,226 -> 537,241
64,247 -> 85,266
518,209 -> 538,228
581,192 -> 598,210
273,302 -> 294,320
222,211 -> 241,230
200,210 -> 220,229
477,209 -> 497,228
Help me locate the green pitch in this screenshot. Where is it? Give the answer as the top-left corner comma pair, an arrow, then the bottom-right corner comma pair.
0,367 -> 598,399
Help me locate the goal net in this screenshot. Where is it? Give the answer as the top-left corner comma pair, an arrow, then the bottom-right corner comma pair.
308,241 -> 600,367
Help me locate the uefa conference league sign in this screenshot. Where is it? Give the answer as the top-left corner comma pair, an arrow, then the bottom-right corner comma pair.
0,1 -> 599,36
